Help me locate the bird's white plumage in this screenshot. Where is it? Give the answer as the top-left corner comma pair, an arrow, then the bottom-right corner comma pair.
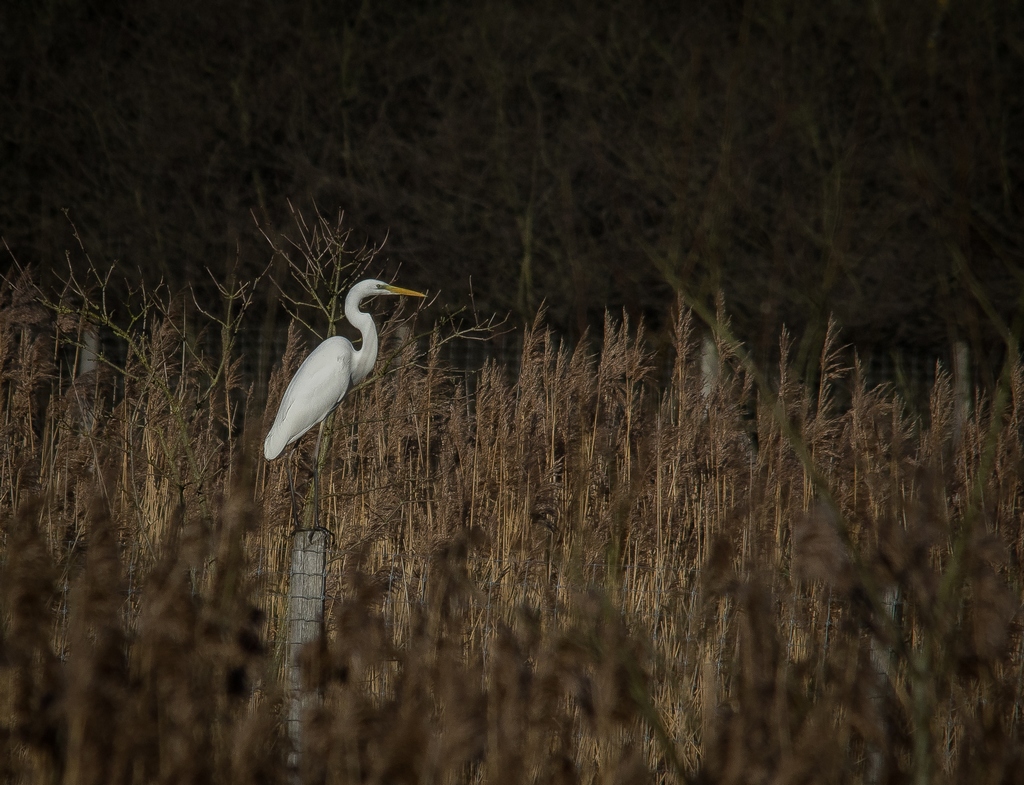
263,337 -> 353,460
263,279 -> 426,463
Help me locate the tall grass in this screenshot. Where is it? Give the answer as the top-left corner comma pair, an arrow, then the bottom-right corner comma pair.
1,247 -> 1022,783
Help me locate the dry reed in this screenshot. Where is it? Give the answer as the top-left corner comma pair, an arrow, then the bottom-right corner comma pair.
1,246 -> 1022,783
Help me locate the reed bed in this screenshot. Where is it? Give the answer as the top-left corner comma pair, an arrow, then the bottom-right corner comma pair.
1,248 -> 1022,784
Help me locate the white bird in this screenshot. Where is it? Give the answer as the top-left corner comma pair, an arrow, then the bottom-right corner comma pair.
265,278 -> 426,527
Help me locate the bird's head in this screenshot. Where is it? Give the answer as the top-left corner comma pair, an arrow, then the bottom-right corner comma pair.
374,281 -> 426,298
353,279 -> 427,299
346,279 -> 427,314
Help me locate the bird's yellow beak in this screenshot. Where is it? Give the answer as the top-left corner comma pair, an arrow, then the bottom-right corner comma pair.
383,284 -> 426,298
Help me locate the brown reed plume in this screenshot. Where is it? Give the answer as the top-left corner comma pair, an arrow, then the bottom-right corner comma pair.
1,219 -> 1023,783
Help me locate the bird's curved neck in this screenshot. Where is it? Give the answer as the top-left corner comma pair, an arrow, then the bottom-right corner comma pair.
347,292 -> 379,386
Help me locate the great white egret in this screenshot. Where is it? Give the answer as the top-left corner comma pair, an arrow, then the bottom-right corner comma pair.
264,278 -> 426,527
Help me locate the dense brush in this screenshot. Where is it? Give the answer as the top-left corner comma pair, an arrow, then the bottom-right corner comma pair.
1,252 -> 1022,783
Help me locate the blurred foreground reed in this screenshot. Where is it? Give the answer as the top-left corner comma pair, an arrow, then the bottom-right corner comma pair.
1,253 -> 1022,784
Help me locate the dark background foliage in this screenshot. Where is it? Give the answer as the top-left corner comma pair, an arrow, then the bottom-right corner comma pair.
2,0 -> 1022,378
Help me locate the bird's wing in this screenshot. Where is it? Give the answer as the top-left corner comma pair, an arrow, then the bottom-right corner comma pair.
264,337 -> 354,459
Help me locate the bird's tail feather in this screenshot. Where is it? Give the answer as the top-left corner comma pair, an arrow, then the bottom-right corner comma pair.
264,427 -> 289,461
